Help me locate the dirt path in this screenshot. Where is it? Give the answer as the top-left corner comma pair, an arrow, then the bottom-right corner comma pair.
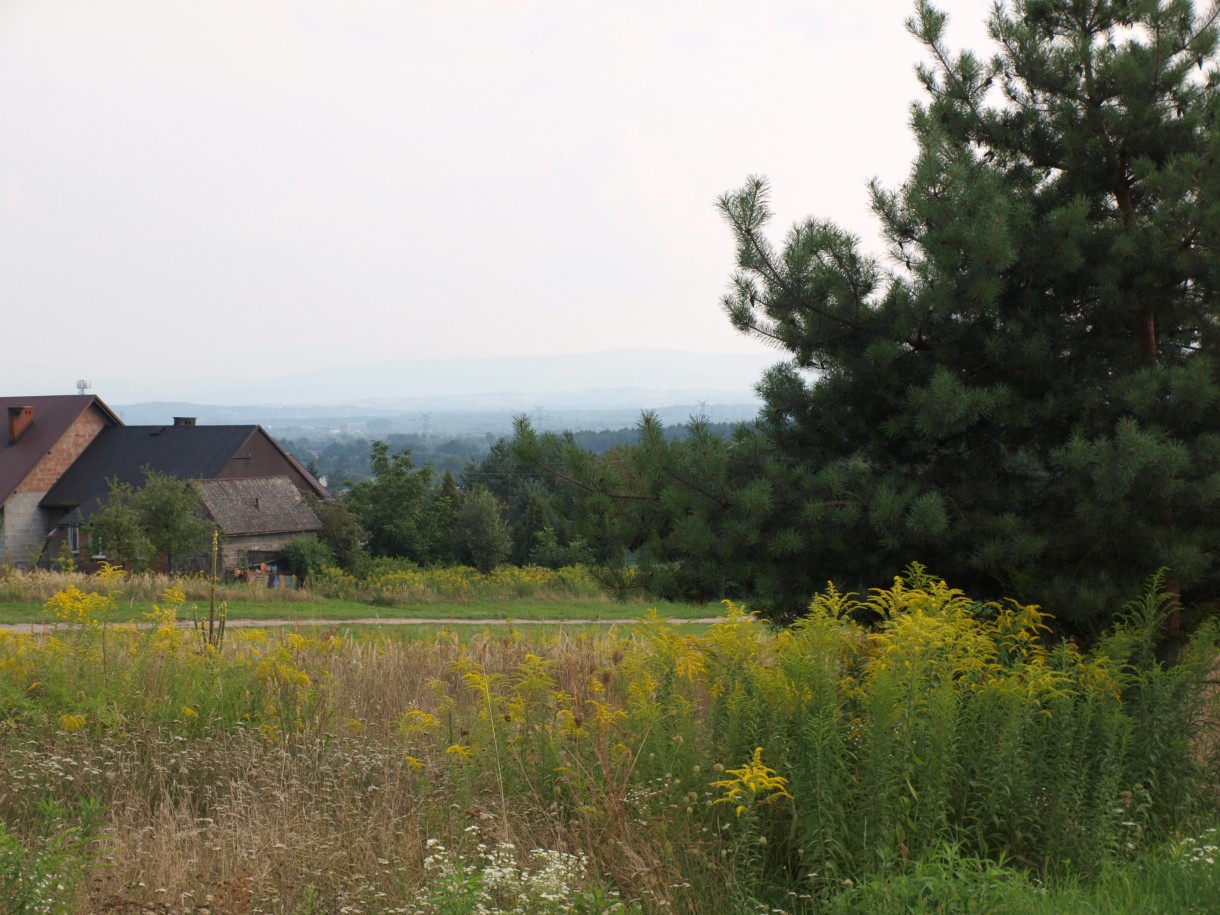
0,616 -> 723,635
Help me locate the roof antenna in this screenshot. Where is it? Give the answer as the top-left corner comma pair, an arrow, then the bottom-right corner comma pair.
76,379 -> 92,396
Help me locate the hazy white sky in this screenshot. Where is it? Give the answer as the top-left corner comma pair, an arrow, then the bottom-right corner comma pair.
0,0 -> 993,397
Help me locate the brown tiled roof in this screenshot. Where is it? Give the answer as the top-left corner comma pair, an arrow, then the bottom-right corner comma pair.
0,396 -> 122,504
195,477 -> 322,536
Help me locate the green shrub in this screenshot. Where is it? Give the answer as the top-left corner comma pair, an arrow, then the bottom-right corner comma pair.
280,538 -> 334,583
829,845 -> 1041,914
0,822 -> 79,915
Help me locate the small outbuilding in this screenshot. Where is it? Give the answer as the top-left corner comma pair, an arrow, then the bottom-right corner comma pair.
195,476 -> 323,572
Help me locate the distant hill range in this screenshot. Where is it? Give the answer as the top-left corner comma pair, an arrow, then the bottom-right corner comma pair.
103,349 -> 776,437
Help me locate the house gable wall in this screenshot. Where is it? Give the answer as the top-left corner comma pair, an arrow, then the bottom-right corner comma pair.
217,431 -> 316,492
16,406 -> 112,493
2,406 -> 111,566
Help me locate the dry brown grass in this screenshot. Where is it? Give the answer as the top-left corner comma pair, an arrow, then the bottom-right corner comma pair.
0,628 -> 710,913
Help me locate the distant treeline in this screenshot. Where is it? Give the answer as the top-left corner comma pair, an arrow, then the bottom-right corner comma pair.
282,422 -> 743,487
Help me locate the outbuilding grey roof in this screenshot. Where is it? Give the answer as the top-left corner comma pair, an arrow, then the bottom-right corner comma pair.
196,477 -> 322,536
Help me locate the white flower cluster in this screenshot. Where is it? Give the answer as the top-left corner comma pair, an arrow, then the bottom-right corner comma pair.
1176,827 -> 1218,868
415,832 -> 616,914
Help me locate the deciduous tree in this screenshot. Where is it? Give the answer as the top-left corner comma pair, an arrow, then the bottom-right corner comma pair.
86,469 -> 212,572
455,484 -> 512,573
310,496 -> 367,571
342,441 -> 433,560
85,479 -> 151,570
135,470 -> 213,571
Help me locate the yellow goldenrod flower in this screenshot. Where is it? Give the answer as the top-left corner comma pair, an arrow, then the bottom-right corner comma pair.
711,747 -> 792,816
57,713 -> 87,733
397,709 -> 442,739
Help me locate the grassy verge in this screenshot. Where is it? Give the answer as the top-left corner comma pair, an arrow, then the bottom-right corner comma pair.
0,565 -> 717,625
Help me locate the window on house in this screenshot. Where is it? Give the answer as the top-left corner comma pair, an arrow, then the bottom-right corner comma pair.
67,525 -> 80,555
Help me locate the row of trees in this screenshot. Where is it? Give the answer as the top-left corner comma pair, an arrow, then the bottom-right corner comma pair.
337,441 -> 512,572
283,422 -> 740,489
318,440 -> 598,575
282,433 -> 491,485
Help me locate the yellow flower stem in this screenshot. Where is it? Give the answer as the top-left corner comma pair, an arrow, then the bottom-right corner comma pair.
476,670 -> 509,831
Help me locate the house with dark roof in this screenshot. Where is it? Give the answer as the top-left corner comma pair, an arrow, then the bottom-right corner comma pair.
0,396 -> 121,567
41,416 -> 330,571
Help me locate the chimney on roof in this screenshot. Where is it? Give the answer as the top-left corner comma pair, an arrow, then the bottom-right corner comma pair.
7,406 -> 33,445
173,417 -> 197,426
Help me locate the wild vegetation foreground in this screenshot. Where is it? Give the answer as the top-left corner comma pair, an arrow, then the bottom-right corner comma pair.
0,566 -> 1216,913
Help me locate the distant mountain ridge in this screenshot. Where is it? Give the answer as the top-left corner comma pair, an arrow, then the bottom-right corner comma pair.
100,349 -> 776,436
98,348 -> 776,406
110,402 -> 762,438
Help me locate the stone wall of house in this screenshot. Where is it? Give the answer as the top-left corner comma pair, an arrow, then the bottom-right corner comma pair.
0,492 -> 47,567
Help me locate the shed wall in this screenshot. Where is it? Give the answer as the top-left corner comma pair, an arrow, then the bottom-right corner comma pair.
220,531 -> 317,572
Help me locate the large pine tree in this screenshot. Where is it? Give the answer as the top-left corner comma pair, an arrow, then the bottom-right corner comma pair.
719,0 -> 1220,628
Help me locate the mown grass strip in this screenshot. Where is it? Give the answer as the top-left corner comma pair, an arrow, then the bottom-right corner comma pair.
0,596 -> 715,625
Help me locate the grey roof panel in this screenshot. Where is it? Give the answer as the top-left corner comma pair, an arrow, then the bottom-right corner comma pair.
196,477 -> 322,535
